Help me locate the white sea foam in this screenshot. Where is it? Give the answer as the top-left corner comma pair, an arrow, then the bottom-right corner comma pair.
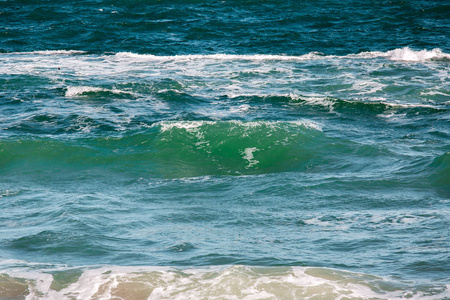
385,47 -> 449,62
287,119 -> 323,131
228,104 -> 251,113
155,120 -> 323,132
288,93 -> 440,111
242,147 -> 260,168
110,48 -> 450,63
65,86 -> 134,97
352,80 -> 386,95
156,120 -> 215,132
1,48 -> 446,118
65,86 -> 105,97
420,90 -> 450,98
229,119 -> 322,130
225,93 -> 339,112
5,47 -> 449,63
353,47 -> 450,62
1,265 -> 448,300
112,52 -> 325,62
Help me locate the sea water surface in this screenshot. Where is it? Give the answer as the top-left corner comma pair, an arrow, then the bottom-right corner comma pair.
0,0 -> 449,299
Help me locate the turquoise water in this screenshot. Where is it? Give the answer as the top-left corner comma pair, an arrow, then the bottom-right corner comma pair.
1,1 -> 449,299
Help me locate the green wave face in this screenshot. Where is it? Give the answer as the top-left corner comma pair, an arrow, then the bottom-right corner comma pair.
0,120 -> 329,178
152,121 -> 324,177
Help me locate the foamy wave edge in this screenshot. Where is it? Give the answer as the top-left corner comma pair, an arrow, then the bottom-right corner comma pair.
4,47 -> 449,62
0,265 -> 448,300
154,120 -> 323,132
112,47 -> 450,62
354,47 -> 450,62
65,86 -> 135,97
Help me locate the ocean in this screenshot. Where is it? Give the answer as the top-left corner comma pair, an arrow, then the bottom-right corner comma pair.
0,0 -> 449,299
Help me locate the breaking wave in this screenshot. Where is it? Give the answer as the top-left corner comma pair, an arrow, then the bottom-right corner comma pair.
0,265 -> 448,300
0,120 -> 392,178
4,47 -> 449,63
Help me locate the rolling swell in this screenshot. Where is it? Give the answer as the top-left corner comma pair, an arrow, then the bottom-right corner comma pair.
0,120 -> 393,178
250,94 -> 449,117
153,120 -> 325,177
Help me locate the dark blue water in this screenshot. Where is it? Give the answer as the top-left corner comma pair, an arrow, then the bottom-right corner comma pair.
0,0 -> 449,298
2,0 -> 450,55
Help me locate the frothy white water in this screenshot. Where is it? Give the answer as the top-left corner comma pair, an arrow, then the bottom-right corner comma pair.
1,47 -> 448,107
65,86 -> 135,97
0,265 -> 448,300
156,120 -> 216,132
110,48 -> 450,62
112,52 -> 325,62
155,120 -> 323,133
242,147 -> 260,168
4,47 -> 448,63
347,47 -> 450,62
385,47 -> 450,62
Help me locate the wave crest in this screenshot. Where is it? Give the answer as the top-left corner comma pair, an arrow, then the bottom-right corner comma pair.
65,86 -> 135,98
385,47 -> 450,62
111,47 -> 450,62
5,48 -> 449,63
152,120 -> 324,177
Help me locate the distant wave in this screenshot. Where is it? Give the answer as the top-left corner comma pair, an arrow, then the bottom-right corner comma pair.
225,94 -> 448,115
2,47 -> 448,110
4,47 -> 450,62
161,47 -> 445,62
111,47 -> 450,62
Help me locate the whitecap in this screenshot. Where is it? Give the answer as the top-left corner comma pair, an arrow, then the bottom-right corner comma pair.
385,47 -> 449,62
353,47 -> 450,62
155,120 -> 216,132
155,120 -> 322,132
65,86 -> 134,97
112,52 -> 325,62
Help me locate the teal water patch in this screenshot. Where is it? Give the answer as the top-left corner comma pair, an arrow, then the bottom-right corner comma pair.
1,0 -> 449,54
0,132 -> 159,176
429,152 -> 450,197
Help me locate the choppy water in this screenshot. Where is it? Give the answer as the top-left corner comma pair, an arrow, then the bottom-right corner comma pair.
1,1 -> 450,299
